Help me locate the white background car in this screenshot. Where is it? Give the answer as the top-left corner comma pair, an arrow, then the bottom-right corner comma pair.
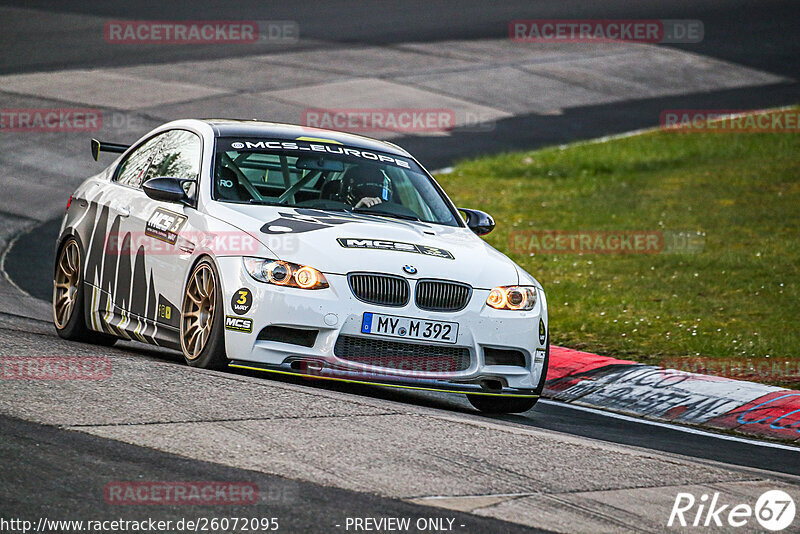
54,119 -> 548,413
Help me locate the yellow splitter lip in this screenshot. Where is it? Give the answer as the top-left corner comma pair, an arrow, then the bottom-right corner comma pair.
228,361 -> 540,398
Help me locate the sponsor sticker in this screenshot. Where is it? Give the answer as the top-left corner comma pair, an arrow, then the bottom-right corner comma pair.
231,288 -> 253,315
539,319 -> 547,345
337,238 -> 454,259
222,139 -> 411,169
145,208 -> 187,245
156,296 -> 180,328
158,304 -> 172,320
225,316 -> 253,333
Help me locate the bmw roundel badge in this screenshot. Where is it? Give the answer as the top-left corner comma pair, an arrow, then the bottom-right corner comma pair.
402,265 -> 417,275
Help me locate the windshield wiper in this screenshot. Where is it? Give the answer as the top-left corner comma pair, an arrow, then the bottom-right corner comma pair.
247,199 -> 283,206
352,207 -> 420,221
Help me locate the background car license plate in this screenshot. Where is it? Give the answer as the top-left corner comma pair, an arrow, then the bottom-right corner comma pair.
361,312 -> 458,344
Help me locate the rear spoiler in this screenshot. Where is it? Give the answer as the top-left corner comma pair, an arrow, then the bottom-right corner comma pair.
91,138 -> 130,161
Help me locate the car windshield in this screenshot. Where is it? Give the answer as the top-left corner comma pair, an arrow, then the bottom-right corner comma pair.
213,137 -> 459,226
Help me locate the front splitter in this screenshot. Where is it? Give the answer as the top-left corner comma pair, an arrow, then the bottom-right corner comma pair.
228,359 -> 539,398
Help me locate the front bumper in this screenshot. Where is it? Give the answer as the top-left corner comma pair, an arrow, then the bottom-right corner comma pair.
217,257 -> 548,397
228,358 -> 541,397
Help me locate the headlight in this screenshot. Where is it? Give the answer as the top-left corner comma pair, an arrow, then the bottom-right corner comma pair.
486,286 -> 537,311
243,257 -> 329,290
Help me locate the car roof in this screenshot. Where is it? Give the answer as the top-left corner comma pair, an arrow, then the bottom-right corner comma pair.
202,119 -> 412,158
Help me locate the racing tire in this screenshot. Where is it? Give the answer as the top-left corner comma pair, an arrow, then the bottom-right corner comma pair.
467,394 -> 538,414
180,258 -> 228,370
468,338 -> 549,414
53,237 -> 117,346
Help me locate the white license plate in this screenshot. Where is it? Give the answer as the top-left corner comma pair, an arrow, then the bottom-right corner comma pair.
361,312 -> 458,344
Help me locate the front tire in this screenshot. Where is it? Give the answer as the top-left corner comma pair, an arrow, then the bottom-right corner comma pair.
180,259 -> 227,370
53,237 -> 116,346
468,338 -> 549,414
467,394 -> 538,414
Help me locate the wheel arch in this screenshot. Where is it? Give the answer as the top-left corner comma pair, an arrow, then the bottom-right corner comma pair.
183,253 -> 223,289
179,252 -> 229,369
53,229 -> 86,278
179,252 -> 227,324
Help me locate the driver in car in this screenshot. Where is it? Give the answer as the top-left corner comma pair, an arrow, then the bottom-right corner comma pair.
338,165 -> 393,208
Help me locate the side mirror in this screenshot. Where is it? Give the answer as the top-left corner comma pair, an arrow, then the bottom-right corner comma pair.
143,177 -> 192,205
460,208 -> 495,236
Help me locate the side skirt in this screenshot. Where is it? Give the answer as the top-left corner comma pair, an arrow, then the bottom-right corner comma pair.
85,283 -> 181,350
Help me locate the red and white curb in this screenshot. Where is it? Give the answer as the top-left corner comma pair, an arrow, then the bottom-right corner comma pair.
545,346 -> 800,444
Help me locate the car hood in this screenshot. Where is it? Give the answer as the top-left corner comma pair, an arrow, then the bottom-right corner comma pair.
206,204 -> 519,289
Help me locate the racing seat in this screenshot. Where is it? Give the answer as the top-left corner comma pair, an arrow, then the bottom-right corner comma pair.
215,166 -> 250,201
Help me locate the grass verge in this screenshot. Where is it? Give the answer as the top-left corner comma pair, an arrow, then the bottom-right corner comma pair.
435,107 -> 800,388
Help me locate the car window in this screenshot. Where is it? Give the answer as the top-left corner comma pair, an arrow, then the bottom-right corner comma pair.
115,130 -> 202,190
144,130 -> 202,183
212,138 -> 459,226
115,133 -> 165,188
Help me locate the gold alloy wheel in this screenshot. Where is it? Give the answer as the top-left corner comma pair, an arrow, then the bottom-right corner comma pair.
181,263 -> 216,360
53,240 -> 81,329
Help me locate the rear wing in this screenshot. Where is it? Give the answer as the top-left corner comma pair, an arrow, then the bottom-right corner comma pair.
91,138 -> 130,161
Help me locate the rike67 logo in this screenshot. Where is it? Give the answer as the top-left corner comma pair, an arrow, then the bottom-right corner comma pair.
669,490 -> 795,531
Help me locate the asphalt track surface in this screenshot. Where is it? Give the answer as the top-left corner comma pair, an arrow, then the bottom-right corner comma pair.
1,1 -> 799,532
1,414 -> 550,534
9,219 -> 800,478
1,1 -> 799,170
1,0 -> 798,77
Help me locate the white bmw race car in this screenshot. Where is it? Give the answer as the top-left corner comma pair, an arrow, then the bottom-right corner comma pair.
54,119 -> 548,413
